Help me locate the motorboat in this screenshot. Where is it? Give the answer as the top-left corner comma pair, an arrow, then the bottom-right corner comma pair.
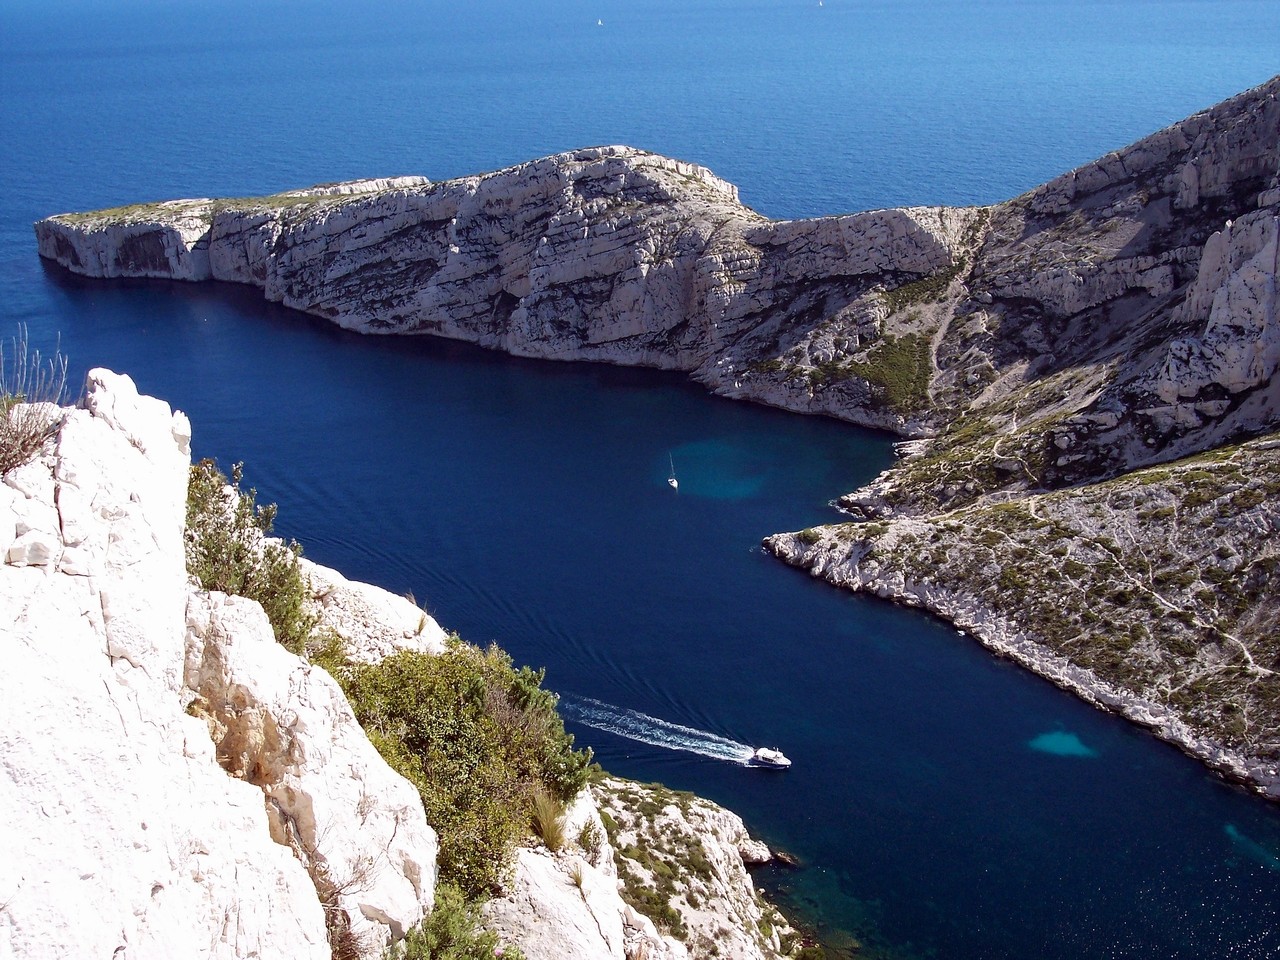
747,747 -> 791,769
667,452 -> 679,491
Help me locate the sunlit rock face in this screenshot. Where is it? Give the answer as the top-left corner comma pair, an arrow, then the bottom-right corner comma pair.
1,370 -> 436,960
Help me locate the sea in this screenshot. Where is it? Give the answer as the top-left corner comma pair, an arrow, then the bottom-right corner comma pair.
3,1 -> 1280,957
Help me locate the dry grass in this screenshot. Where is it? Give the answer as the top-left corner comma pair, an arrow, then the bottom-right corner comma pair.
0,326 -> 68,475
530,789 -> 566,852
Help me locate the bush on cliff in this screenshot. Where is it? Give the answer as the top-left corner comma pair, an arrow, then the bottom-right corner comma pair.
338,640 -> 592,898
185,458 -> 316,653
387,882 -> 523,960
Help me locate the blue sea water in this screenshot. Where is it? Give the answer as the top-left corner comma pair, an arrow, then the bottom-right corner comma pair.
4,1 -> 1280,957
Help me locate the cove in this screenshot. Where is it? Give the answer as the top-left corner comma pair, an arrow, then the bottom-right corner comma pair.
8,0 -> 1280,954
35,270 -> 1280,958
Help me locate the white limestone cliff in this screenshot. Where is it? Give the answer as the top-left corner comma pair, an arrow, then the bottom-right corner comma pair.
1149,211 -> 1280,436
1,371 -> 436,960
34,146 -> 973,386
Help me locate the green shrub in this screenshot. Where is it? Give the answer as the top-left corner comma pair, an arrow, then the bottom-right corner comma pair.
339,642 -> 592,898
576,820 -> 602,861
881,259 -> 966,313
846,333 -> 932,413
0,326 -> 68,475
185,458 -> 316,653
388,882 -> 523,960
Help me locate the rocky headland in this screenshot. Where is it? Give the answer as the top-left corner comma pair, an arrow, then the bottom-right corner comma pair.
32,76 -> 1280,793
1,373 -> 792,959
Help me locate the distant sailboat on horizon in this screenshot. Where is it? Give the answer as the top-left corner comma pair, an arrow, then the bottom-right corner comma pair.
667,453 -> 679,491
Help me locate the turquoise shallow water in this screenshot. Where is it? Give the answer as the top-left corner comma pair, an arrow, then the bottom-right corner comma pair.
5,1 -> 1280,956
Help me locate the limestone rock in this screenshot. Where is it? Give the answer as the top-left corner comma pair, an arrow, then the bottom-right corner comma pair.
1,371 -> 437,959
35,146 -> 973,395
301,557 -> 449,663
1,372 -> 330,960
184,591 -> 437,951
483,788 -> 688,960
483,849 -> 657,960
592,779 -> 792,960
1152,211 -> 1280,408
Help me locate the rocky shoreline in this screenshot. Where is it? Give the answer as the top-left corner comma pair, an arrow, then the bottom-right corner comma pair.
765,526 -> 1280,801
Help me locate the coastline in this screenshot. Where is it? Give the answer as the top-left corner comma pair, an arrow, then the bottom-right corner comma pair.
765,530 -> 1280,801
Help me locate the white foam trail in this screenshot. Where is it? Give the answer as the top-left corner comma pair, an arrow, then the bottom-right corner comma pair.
563,696 -> 755,764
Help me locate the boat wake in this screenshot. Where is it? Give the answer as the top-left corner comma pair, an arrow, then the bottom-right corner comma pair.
561,696 -> 755,764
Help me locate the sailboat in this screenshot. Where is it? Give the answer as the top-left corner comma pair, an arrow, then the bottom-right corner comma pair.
667,453 -> 679,491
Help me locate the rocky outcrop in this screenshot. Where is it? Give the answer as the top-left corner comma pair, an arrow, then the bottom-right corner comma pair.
768,431 -> 1280,798
484,780 -> 792,960
301,557 -> 449,664
482,791 -> 685,960
34,146 -> 975,402
1145,210 -> 1280,443
1,371 -> 436,959
184,591 -> 438,951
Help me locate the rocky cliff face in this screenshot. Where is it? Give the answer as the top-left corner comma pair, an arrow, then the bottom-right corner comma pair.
482,779 -> 793,960
34,146 -> 975,433
1,371 -> 437,959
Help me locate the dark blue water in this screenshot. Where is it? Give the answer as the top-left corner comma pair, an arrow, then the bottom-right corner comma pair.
6,2 -> 1280,957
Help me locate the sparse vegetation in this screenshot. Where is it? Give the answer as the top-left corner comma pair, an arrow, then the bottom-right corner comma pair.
185,458 -> 317,654
51,186 -> 398,230
880,259 -> 966,313
594,776 -> 789,952
0,326 -> 68,475
846,333 -> 932,413
387,882 -> 523,960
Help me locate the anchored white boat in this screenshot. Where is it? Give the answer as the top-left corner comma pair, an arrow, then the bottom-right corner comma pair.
747,747 -> 791,769
667,452 -> 679,491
